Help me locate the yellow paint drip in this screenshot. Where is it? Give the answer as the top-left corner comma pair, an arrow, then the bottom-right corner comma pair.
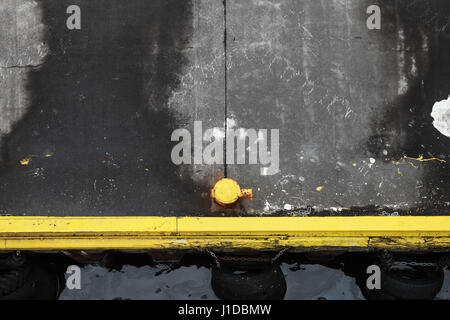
407,161 -> 419,169
20,152 -> 54,165
20,158 -> 32,166
405,156 -> 446,163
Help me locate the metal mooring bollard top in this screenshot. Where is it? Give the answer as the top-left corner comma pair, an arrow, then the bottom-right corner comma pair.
211,178 -> 252,207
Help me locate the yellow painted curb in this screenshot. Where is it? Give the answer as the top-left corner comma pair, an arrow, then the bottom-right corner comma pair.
0,216 -> 449,250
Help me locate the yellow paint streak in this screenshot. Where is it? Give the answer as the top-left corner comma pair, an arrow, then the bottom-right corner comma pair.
407,161 -> 419,169
20,152 -> 53,165
0,216 -> 449,250
20,158 -> 32,165
316,186 -> 324,191
404,156 -> 446,163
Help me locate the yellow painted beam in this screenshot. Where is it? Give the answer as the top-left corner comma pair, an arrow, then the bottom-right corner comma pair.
177,216 -> 450,234
0,216 -> 177,236
0,216 -> 449,250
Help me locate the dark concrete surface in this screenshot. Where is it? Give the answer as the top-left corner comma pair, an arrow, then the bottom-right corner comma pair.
0,0 -> 449,216
226,0 -> 450,215
0,0 -> 224,216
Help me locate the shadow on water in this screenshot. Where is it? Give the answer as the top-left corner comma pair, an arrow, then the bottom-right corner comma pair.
0,0 -> 210,216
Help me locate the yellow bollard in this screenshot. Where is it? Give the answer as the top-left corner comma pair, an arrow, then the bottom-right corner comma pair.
211,178 -> 252,207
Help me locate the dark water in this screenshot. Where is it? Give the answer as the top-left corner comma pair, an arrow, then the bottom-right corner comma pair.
59,263 -> 450,300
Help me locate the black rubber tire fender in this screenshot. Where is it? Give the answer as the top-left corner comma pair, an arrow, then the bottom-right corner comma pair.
380,267 -> 444,300
0,263 -> 61,300
0,265 -> 30,298
361,267 -> 444,300
211,262 -> 286,300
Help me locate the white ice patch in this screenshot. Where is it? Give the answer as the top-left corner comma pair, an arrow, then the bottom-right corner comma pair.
431,97 -> 450,138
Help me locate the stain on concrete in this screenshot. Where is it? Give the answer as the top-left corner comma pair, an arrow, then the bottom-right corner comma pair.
0,0 -> 49,164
